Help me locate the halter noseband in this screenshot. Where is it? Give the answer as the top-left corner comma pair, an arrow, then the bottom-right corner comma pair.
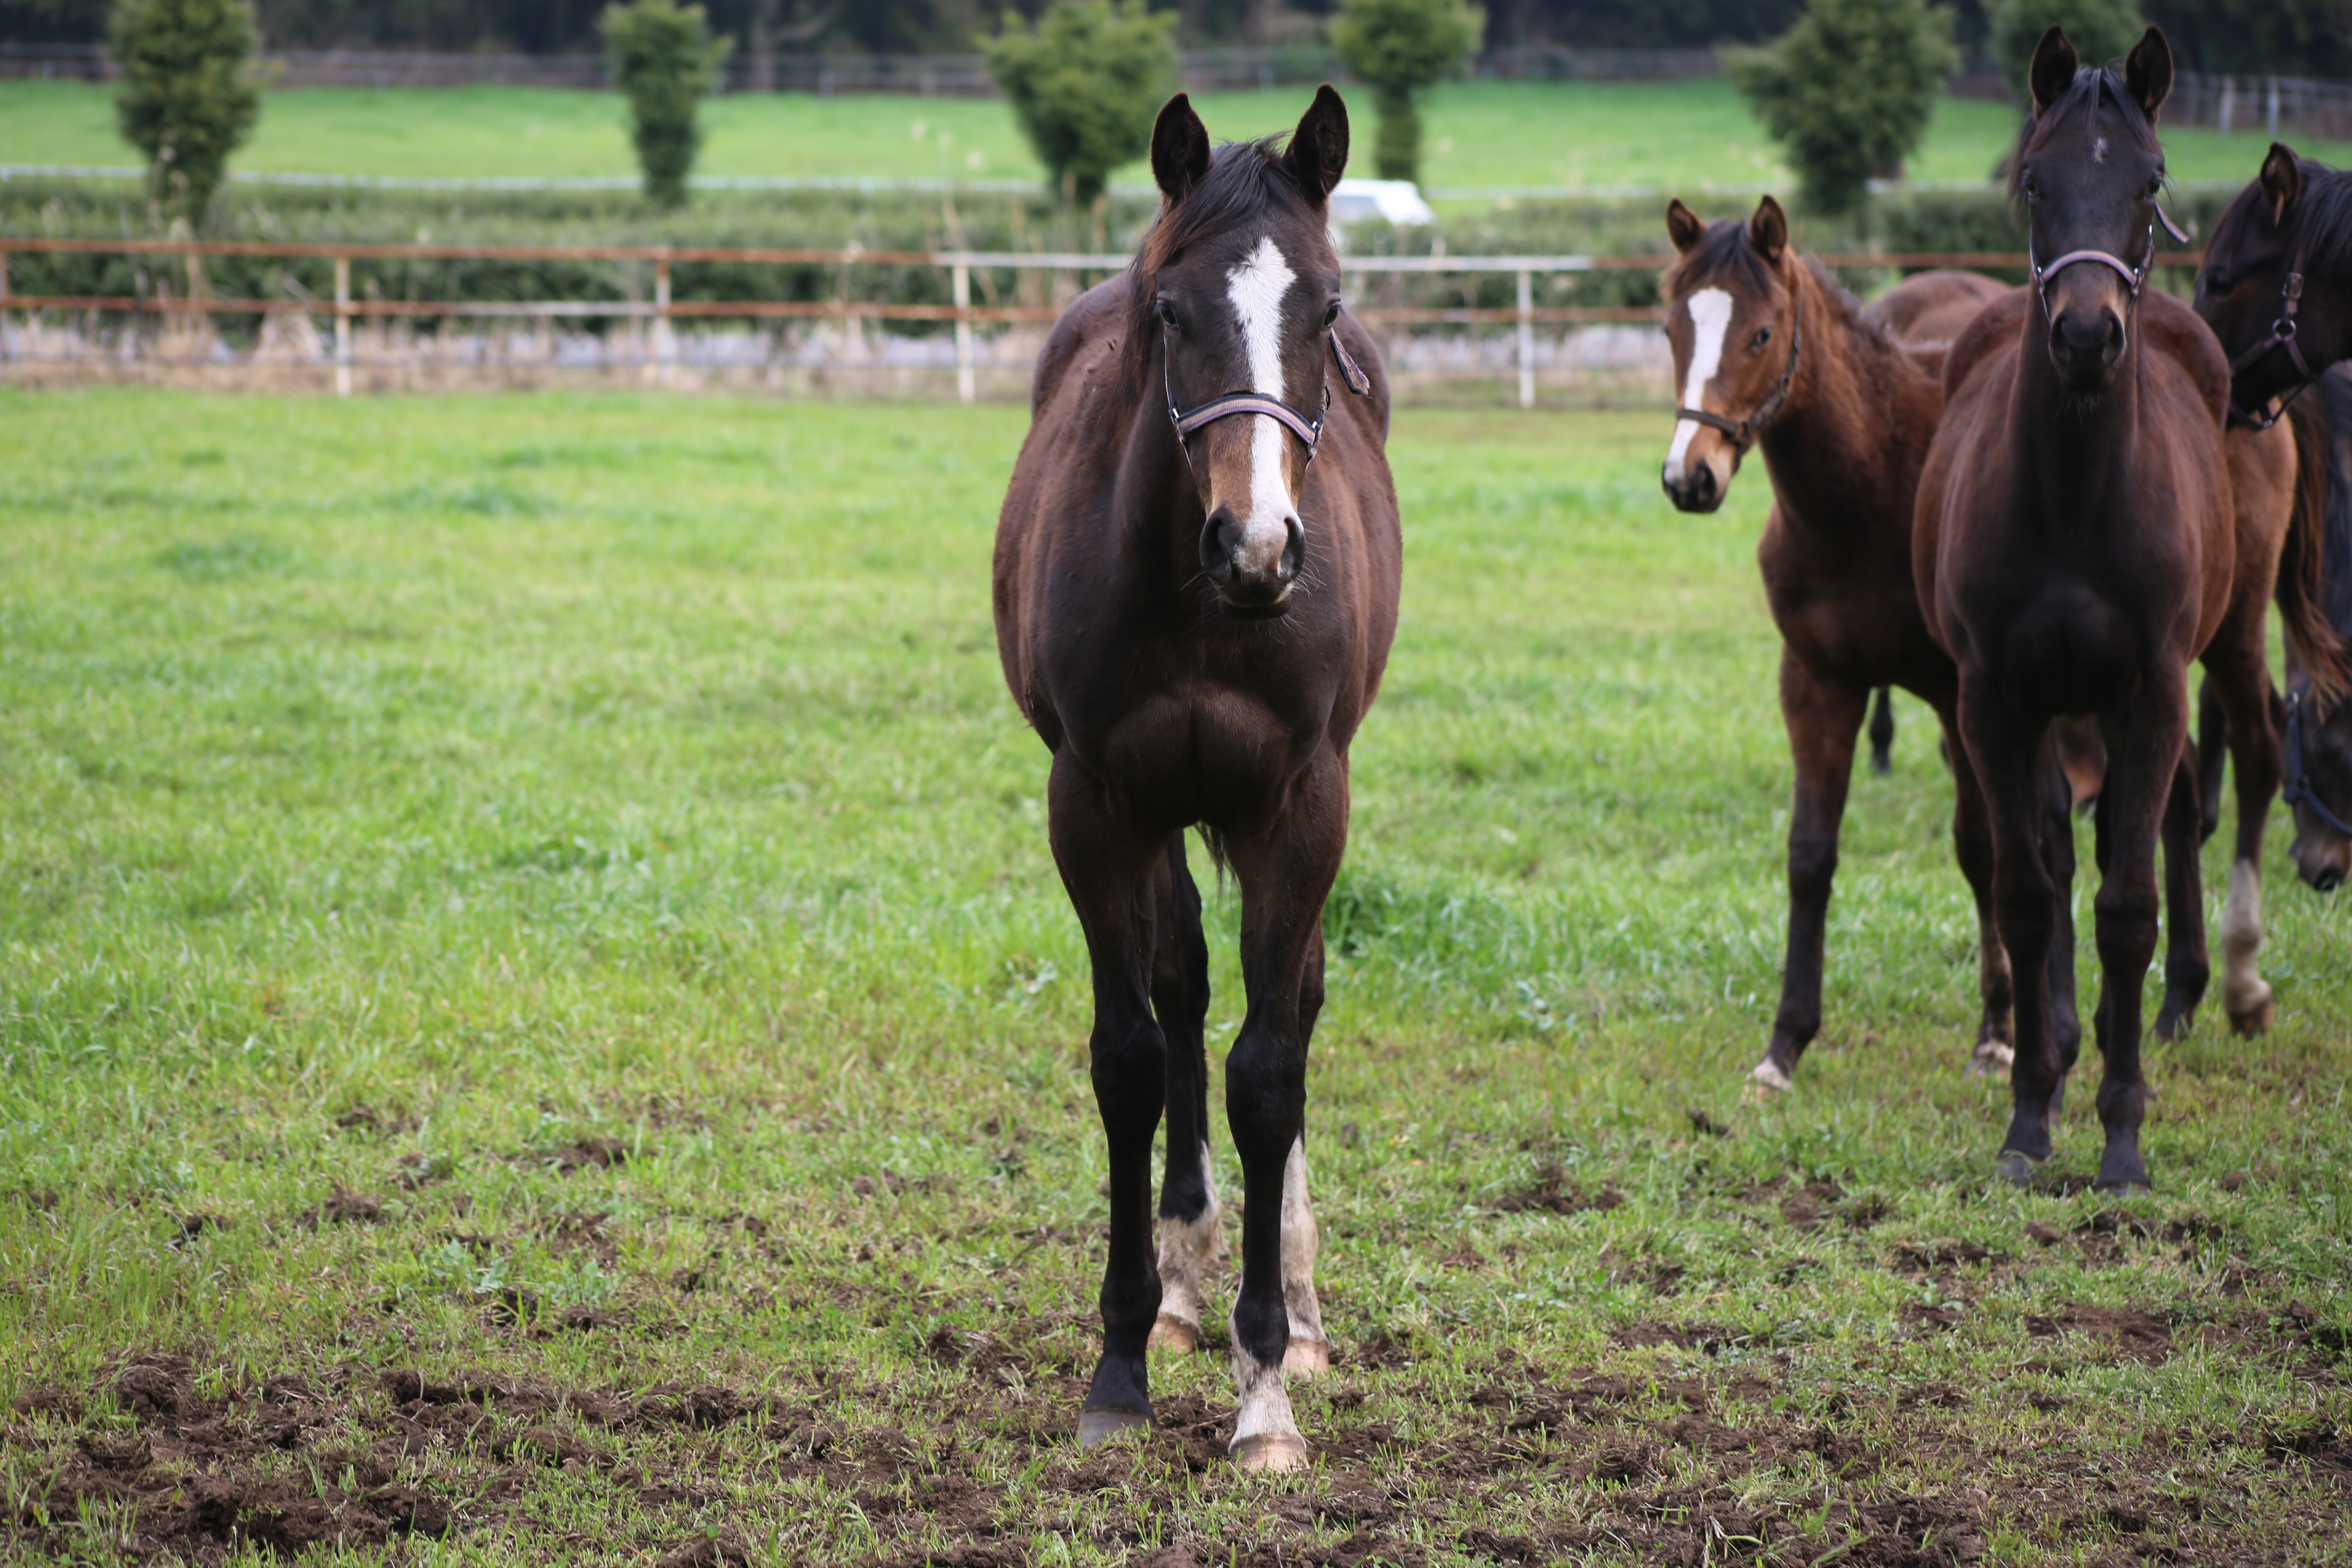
2224,247 -> 2314,431
1165,327 -> 1372,465
1673,283 -> 1804,453
2029,218 -> 2159,321
2282,688 -> 2352,840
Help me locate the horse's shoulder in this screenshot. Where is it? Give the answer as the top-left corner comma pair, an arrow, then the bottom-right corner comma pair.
1030,277 -> 1136,417
1941,287 -> 2031,404
2140,290 -> 2231,427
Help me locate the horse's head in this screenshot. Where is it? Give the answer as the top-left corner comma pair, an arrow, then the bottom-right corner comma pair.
2287,686 -> 2352,891
1143,88 -> 1352,619
1658,196 -> 1798,514
2013,26 -> 2174,396
2198,143 -> 2349,429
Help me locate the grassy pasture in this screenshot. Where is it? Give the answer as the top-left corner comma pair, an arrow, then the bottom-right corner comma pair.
7,78 -> 2350,196
0,390 -> 2349,1565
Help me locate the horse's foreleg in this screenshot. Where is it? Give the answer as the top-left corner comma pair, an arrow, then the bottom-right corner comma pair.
1048,757 -> 1170,1448
1942,699 -> 2015,1076
1868,687 -> 1896,775
1220,755 -> 1349,1472
1959,674 -> 2061,1182
1752,653 -> 1868,1092
2089,686 -> 2190,1192
1277,928 -> 1329,1375
2154,739 -> 2211,1041
2038,739 -> 2082,1112
1151,833 -> 1219,1356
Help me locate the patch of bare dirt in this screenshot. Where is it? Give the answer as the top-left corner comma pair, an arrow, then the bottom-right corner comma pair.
1491,1161 -> 1624,1216
2025,1305 -> 2174,1362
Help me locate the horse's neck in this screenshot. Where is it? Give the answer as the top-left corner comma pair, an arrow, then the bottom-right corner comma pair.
1754,270 -> 1928,536
2010,305 -> 2143,518
1119,404 -> 1209,592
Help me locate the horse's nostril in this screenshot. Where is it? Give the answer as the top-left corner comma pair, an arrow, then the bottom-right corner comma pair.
1691,466 -> 1716,503
1278,514 -> 1305,581
2315,865 -> 2344,893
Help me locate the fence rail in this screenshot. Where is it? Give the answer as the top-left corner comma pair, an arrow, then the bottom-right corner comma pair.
0,235 -> 2201,405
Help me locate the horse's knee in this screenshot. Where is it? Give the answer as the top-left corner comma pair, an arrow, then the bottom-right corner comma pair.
1224,1032 -> 1303,1151
1787,833 -> 1838,904
1091,1021 -> 1167,1120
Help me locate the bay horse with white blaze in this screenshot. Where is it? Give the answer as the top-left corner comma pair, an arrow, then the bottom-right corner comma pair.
993,87 -> 1399,1471
1915,27 -> 2292,1190
1656,198 -> 2084,1090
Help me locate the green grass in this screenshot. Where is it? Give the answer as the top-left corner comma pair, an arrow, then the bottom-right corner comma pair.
0,391 -> 2348,1565
7,78 -> 2348,194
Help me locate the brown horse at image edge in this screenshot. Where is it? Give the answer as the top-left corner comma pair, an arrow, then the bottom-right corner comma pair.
992,87 -> 1400,1470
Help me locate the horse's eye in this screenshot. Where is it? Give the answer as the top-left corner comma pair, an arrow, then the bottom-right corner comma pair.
1156,301 -> 1178,329
2021,174 -> 2040,201
1323,300 -> 1341,328
1751,327 -> 1772,350
2147,175 -> 2165,198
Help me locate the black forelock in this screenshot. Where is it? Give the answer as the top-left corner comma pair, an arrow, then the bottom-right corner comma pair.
2210,154 -> 2352,278
2008,64 -> 2166,212
1663,218 -> 1777,300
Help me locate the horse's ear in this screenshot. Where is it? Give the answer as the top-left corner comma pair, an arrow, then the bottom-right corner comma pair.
1666,198 -> 1704,254
2124,26 -> 2173,121
1152,94 -> 1212,205
1285,84 -> 1349,206
2028,25 -> 2078,116
2261,141 -> 2304,226
1748,196 -> 1788,267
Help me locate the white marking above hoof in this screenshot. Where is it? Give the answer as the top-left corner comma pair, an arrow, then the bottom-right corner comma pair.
1076,1408 -> 1152,1450
1148,1314 -> 1199,1354
1966,1039 -> 2015,1078
1229,1431 -> 1310,1473
1747,1059 -> 1793,1094
1281,1338 -> 1330,1377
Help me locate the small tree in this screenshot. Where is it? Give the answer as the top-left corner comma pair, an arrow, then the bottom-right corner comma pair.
110,0 -> 261,228
1728,0 -> 1959,218
1989,0 -> 2143,97
984,0 -> 1177,207
601,0 -> 732,209
1328,0 -> 1482,185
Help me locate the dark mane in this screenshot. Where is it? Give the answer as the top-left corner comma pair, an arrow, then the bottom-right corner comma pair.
1663,219 -> 1777,299
1124,138 -> 1319,390
2007,64 -> 2165,209
2209,153 -> 2352,278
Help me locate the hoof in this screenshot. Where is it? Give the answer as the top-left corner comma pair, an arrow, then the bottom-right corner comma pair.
2227,996 -> 2275,1038
1282,1338 -> 1330,1376
1229,1431 -> 1310,1473
1993,1149 -> 2043,1188
2154,1004 -> 2195,1042
1148,1315 -> 1198,1354
1747,1059 -> 1793,1094
1077,1407 -> 1152,1450
1966,1040 -> 2014,1079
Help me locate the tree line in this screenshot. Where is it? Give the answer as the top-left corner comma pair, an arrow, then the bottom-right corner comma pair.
5,0 -> 2342,74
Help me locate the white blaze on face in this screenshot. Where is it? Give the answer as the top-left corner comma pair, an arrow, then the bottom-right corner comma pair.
1664,286 -> 1735,482
1224,234 -> 1299,574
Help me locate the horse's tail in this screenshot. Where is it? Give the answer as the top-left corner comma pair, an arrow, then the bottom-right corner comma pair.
2279,394 -> 2351,708
1196,823 -> 1231,885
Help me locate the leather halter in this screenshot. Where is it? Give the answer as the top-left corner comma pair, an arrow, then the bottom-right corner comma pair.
1165,328 -> 1372,466
2282,687 -> 2352,840
1673,283 -> 1804,453
2029,219 -> 2158,321
2224,246 -> 2315,431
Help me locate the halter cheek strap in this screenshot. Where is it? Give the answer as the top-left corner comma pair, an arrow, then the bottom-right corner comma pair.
2282,688 -> 2352,840
1673,284 -> 1804,453
2225,249 -> 2315,431
1165,329 -> 1371,465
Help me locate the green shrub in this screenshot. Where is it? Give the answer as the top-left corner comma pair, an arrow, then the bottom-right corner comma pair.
1329,0 -> 1484,184
1989,0 -> 2144,97
982,0 -> 1178,208
1728,0 -> 1960,219
601,0 -> 733,209
109,0 -> 262,229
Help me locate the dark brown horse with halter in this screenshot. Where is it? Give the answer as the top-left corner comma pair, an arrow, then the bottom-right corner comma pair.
993,86 -> 1399,1471
1915,26 -> 2306,1189
2196,145 -> 2352,887
1656,198 -> 2082,1091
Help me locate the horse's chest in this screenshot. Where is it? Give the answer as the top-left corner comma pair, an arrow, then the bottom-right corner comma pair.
1089,688 -> 1315,830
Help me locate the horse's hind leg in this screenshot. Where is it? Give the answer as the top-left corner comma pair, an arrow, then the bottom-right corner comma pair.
1047,755 -> 1170,1448
1277,929 -> 1330,1376
1943,699 -> 2015,1076
1751,653 -> 1868,1092
2195,676 -> 2228,844
1151,833 -> 1220,1356
2154,740 -> 2212,1041
1220,753 -> 1350,1472
2207,641 -> 2283,1035
1869,687 -> 1896,775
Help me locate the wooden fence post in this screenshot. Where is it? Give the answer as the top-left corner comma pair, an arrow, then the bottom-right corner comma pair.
654,254 -> 674,385
334,254 -> 351,397
953,261 -> 974,405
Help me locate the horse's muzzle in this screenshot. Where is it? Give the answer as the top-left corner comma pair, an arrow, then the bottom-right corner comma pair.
1202,508 -> 1304,616
2049,306 -> 2125,392
2292,826 -> 2350,893
1660,460 -> 1723,514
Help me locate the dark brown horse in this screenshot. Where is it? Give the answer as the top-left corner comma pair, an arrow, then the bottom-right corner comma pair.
993,87 -> 1399,1471
1657,198 -> 2075,1091
1915,27 -> 2289,1189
